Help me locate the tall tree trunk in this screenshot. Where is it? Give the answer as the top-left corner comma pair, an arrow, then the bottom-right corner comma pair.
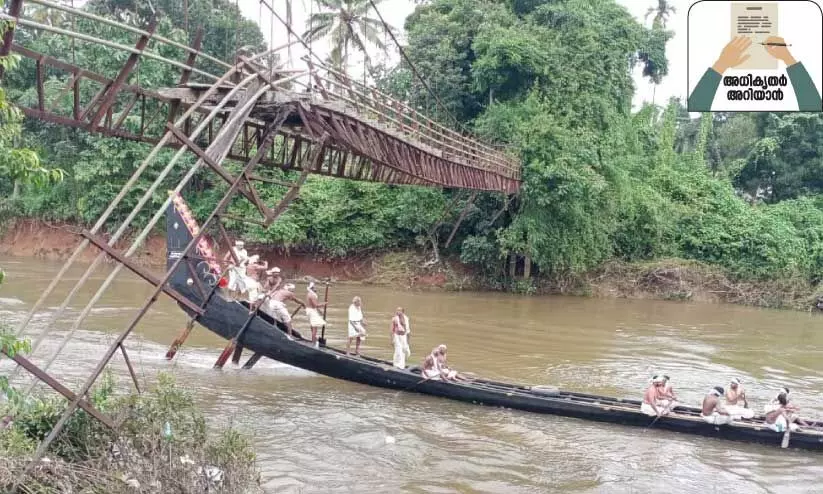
523,254 -> 531,279
509,253 -> 517,279
12,181 -> 20,200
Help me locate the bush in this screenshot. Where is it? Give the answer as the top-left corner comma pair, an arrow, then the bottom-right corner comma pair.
0,372 -> 261,493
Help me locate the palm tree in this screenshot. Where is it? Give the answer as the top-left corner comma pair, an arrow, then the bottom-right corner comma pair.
303,0 -> 393,74
644,0 -> 676,29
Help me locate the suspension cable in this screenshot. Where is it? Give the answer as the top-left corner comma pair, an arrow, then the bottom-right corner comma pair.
366,0 -> 464,131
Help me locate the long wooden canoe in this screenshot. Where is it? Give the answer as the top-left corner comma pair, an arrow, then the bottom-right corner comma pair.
164,201 -> 823,452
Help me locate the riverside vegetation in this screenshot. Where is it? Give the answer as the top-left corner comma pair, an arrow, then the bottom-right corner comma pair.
2,33 -> 260,488
3,0 -> 823,310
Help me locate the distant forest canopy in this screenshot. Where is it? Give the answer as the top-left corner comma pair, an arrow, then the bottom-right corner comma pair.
2,0 -> 823,290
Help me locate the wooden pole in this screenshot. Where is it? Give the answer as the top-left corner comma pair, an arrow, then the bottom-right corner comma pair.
318,282 -> 330,347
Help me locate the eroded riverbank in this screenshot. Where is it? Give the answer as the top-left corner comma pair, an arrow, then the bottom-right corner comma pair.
2,219 -> 822,311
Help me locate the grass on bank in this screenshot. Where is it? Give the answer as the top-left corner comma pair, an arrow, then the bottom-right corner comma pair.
0,371 -> 262,493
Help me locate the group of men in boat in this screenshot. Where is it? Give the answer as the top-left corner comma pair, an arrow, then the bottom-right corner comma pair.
643,375 -> 811,432
219,242 -> 418,363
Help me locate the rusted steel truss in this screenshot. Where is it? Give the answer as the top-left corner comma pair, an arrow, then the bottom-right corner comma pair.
6,42 -> 519,194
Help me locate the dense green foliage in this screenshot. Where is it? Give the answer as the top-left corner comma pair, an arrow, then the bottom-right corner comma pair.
5,0 -> 823,293
0,373 -> 261,492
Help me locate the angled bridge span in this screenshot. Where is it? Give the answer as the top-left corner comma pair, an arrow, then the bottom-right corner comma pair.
1,0 -> 521,193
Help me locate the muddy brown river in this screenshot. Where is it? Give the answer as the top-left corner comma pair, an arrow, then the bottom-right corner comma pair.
2,255 -> 823,493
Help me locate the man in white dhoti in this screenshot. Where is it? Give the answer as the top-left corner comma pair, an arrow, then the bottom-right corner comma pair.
765,392 -> 808,432
764,387 -> 792,413
305,282 -> 327,347
641,375 -> 674,416
347,296 -> 367,356
701,386 -> 733,425
243,255 -> 267,306
431,344 -> 469,381
421,353 -> 440,380
262,283 -> 303,339
724,378 -> 754,419
225,255 -> 248,298
223,240 -> 248,265
401,308 -> 411,357
390,307 -> 410,369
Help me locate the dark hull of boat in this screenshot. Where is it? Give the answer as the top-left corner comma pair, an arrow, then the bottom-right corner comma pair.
164,204 -> 823,452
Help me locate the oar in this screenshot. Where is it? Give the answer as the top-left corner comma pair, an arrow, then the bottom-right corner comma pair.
645,402 -> 674,432
782,412 -> 792,448
318,281 -> 330,347
214,293 -> 272,369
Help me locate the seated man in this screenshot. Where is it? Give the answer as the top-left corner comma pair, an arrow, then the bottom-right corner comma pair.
701,386 -> 732,425
725,377 -> 754,419
765,392 -> 809,432
262,283 -> 303,339
421,354 -> 441,380
764,387 -> 793,414
641,376 -> 674,417
765,393 -> 800,433
432,345 -> 470,382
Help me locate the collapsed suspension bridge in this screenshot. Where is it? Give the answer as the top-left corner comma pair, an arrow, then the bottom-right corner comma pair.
0,0 -> 521,480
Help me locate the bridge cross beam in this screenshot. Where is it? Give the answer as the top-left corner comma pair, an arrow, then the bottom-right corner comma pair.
87,16 -> 158,132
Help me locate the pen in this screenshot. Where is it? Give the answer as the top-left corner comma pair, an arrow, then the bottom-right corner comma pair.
760,42 -> 792,46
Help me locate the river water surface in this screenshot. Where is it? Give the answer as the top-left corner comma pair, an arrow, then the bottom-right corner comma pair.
1,255 -> 823,493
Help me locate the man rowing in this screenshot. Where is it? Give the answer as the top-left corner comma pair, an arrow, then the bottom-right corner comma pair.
725,378 -> 754,419
701,386 -> 732,425
764,392 -> 808,432
262,283 -> 303,339
764,387 -> 795,413
660,375 -> 679,406
641,375 -> 674,417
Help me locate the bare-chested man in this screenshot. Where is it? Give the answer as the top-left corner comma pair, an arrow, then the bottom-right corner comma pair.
764,387 -> 796,413
305,282 -> 327,347
431,345 -> 470,382
262,283 -> 303,339
661,375 -> 678,402
421,353 -> 440,380
725,378 -> 754,419
641,376 -> 674,416
765,392 -> 810,431
701,386 -> 732,425
264,267 -> 283,292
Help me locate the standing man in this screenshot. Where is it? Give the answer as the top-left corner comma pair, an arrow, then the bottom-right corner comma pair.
263,283 -> 303,339
347,296 -> 367,356
401,308 -> 411,354
390,307 -> 409,369
305,282 -> 327,347
265,266 -> 283,292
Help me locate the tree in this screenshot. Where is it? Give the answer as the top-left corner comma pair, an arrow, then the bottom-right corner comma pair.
0,29 -> 64,200
645,0 -> 676,29
303,0 -> 393,73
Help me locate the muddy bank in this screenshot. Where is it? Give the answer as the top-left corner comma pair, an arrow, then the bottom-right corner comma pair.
0,219 -> 466,289
2,220 -> 820,311
0,219 -> 166,267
